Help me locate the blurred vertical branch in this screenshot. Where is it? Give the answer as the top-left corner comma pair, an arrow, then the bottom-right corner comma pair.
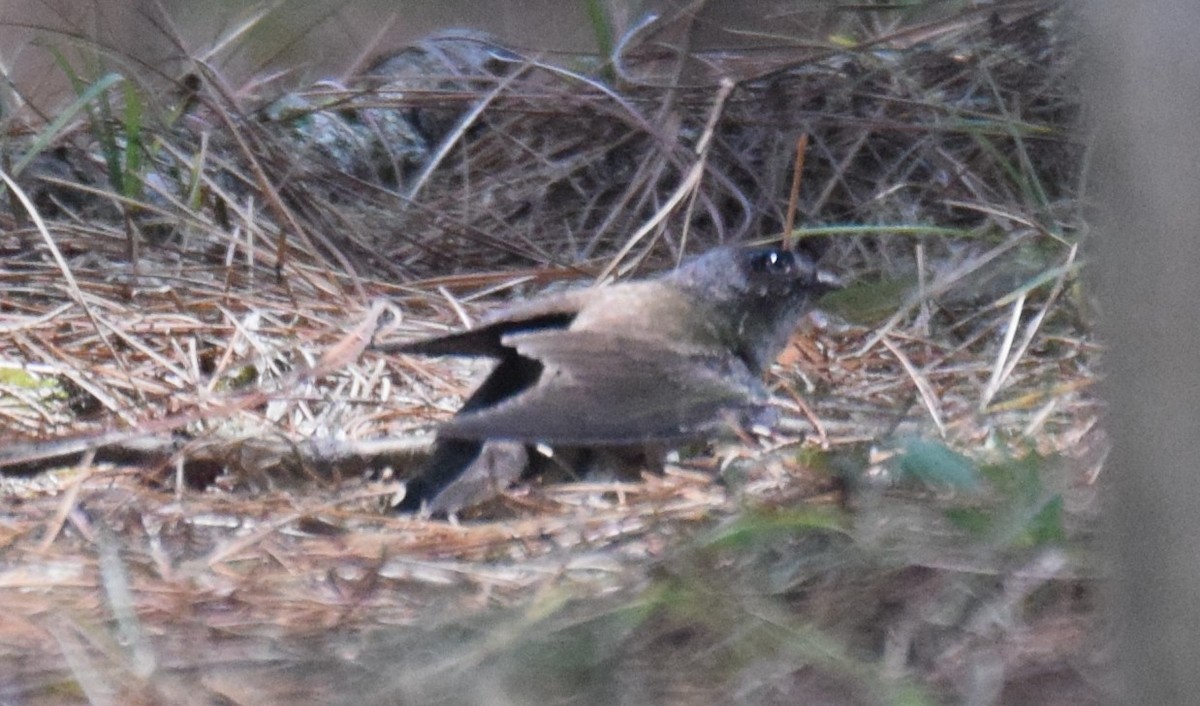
1085,1 -> 1200,703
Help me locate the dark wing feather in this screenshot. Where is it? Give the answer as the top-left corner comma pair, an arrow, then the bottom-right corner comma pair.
375,290 -> 590,358
438,330 -> 765,444
376,311 -> 575,358
394,352 -> 545,511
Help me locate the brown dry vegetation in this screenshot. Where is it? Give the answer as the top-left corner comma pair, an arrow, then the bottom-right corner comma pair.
0,2 -> 1105,704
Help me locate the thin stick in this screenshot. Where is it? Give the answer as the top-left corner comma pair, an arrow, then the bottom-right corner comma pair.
881,336 -> 945,437
782,133 -> 809,250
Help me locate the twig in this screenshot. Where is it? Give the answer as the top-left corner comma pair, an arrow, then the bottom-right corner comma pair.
782,133 -> 809,249
881,336 -> 945,437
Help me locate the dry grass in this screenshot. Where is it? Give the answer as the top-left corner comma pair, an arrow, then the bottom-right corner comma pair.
0,2 -> 1105,703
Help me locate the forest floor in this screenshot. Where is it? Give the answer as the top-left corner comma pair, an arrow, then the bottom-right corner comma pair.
0,2 -> 1106,703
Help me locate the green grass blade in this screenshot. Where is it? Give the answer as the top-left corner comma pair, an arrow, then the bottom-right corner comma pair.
11,72 -> 124,176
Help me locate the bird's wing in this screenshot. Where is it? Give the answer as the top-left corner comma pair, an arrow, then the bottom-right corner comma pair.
438,330 -> 766,445
375,291 -> 590,358
482,288 -> 593,324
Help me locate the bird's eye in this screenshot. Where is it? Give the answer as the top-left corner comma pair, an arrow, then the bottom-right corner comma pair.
750,248 -> 795,275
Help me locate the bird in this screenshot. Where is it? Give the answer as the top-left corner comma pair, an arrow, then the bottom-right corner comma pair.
377,244 -> 839,514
